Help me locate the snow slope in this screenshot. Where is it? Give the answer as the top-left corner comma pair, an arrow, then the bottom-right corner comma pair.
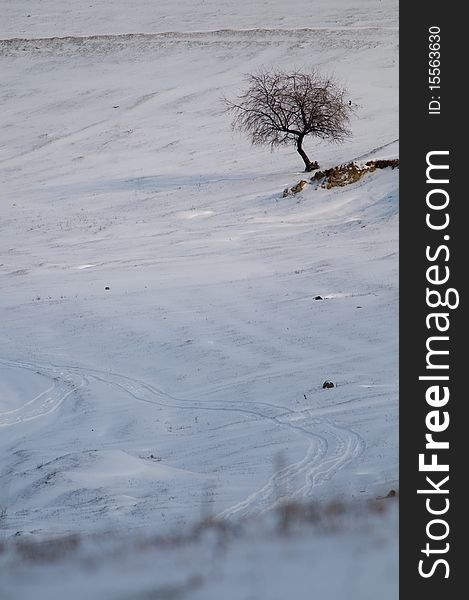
0,502 -> 399,600
1,0 -> 398,596
1,0 -> 398,38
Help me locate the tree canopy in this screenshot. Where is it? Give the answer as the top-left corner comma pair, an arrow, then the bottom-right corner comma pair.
225,70 -> 353,171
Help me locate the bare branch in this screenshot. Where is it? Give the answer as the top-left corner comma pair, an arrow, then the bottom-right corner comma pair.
224,69 -> 353,170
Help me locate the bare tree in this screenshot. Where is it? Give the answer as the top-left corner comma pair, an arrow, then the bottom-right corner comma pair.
224,70 -> 352,171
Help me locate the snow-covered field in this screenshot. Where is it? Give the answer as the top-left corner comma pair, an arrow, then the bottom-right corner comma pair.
0,0 -> 398,597
0,501 -> 399,600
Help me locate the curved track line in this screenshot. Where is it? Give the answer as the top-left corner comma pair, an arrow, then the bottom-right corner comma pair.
0,360 -> 85,426
0,382 -> 56,416
0,357 -> 365,516
218,440 -> 325,519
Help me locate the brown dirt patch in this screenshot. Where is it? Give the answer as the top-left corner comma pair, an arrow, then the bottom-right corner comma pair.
311,158 -> 399,189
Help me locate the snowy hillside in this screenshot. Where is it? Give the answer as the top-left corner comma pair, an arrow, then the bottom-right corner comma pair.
1,0 -> 398,38
0,0 -> 398,597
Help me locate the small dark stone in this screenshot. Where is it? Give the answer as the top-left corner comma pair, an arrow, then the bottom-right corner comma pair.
356,306 -> 362,309
386,489 -> 397,498
104,286 -> 110,290
322,380 -> 335,389
314,295 -> 323,300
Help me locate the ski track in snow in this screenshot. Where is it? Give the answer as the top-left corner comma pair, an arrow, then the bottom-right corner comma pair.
0,362 -> 86,427
0,0 -> 397,548
0,2 -> 399,596
0,356 -> 364,518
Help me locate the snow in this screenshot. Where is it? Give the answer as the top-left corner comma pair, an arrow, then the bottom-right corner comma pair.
0,503 -> 398,600
1,0 -> 398,38
0,0 -> 398,596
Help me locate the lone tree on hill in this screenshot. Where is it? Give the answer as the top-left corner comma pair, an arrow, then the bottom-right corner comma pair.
224,70 -> 353,172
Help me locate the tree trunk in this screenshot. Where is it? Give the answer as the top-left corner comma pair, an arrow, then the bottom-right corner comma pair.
296,135 -> 313,172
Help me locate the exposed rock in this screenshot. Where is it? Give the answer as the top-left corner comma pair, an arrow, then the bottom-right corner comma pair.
322,380 -> 335,389
311,158 -> 399,189
283,179 -> 309,197
376,488 -> 399,500
366,158 -> 399,170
